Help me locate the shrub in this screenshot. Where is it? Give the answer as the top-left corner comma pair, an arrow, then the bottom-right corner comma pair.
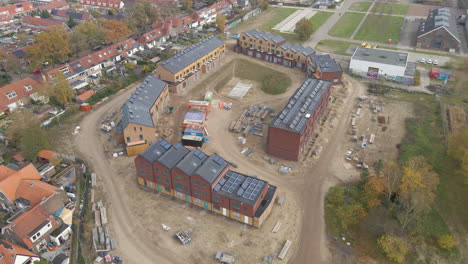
261,74 -> 289,95
378,235 -> 408,264
437,235 -> 457,249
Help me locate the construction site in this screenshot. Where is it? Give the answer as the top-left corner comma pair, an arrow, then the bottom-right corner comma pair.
67,40 -> 422,264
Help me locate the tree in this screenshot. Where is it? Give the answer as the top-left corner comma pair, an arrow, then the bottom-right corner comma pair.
0,46 -> 20,72
378,235 -> 408,264
7,109 -> 39,145
294,18 -> 313,41
91,10 -> 101,18
216,13 -> 226,33
40,10 -> 50,18
361,176 -> 386,209
382,161 -> 401,201
108,8 -> 118,15
396,156 -> 439,229
447,128 -> 468,180
71,20 -> 105,52
181,0 -> 193,12
67,16 -> 78,28
25,26 -> 70,68
125,2 -> 159,34
258,0 -> 269,10
49,72 -> 74,105
21,127 -> 50,161
437,235 -> 457,249
102,19 -> 131,43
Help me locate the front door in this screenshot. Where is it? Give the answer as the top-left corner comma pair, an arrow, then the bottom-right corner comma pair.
157,184 -> 162,192
204,201 -> 209,209
186,194 -> 191,202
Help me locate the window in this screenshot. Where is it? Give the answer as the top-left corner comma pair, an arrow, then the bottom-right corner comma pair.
193,180 -> 200,186
194,198 -> 202,205
194,189 -> 200,196
163,170 -> 169,175
126,137 -> 130,142
140,127 -> 142,131
156,176 -> 161,181
175,182 -> 183,191
139,170 -> 145,176
134,127 -> 136,131
165,187 -> 171,192
24,85 -> 32,91
6,91 -> 17,99
232,212 -> 240,218
175,174 -> 181,180
175,191 -> 183,198
335,72 -> 340,76
155,167 -> 159,172
213,196 -> 220,203
232,203 -> 241,210
163,178 -> 170,185
139,135 -> 143,141
213,204 -> 220,210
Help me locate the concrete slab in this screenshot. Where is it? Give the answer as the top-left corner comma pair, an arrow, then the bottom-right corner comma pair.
228,82 -> 253,99
273,8 -> 316,33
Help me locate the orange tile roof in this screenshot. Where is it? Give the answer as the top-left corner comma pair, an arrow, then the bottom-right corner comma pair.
8,205 -> 58,248
0,240 -> 38,264
37,150 -> 57,161
77,89 -> 95,102
22,16 -> 66,29
0,164 -> 42,203
15,180 -> 58,207
0,166 -> 16,182
38,0 -> 68,11
0,2 -> 34,16
11,153 -> 25,162
0,78 -> 42,112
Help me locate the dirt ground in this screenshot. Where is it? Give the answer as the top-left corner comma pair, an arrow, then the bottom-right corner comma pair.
56,44 -> 419,264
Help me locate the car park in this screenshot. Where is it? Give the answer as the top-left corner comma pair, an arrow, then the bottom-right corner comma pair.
427,59 -> 433,64
420,58 -> 426,63
433,59 -> 438,65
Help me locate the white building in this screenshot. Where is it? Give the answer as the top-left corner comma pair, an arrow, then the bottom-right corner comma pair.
349,47 -> 415,83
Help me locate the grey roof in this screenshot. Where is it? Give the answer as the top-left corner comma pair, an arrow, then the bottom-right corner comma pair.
213,170 -> 267,206
194,153 -> 227,184
157,143 -> 189,169
279,42 -> 315,56
140,139 -> 172,163
351,47 -> 408,67
244,29 -> 286,44
175,148 -> 208,176
404,62 -> 417,77
310,54 -> 342,73
159,36 -> 224,74
418,8 -> 460,43
270,78 -> 331,133
120,75 -> 167,129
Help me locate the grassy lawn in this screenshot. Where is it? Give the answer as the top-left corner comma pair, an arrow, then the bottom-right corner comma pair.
354,15 -> 404,43
349,2 -> 372,12
315,39 -> 357,55
259,7 -> 298,31
328,12 -> 365,38
371,3 -> 408,15
235,59 -> 291,94
309,11 -> 333,32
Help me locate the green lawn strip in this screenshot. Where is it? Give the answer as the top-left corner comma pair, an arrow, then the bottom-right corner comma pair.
234,59 -> 291,94
371,3 -> 408,15
315,39 -> 356,55
328,12 -> 365,38
259,7 -> 298,31
309,11 -> 333,32
354,14 -> 404,44
271,30 -> 303,44
349,2 -> 372,12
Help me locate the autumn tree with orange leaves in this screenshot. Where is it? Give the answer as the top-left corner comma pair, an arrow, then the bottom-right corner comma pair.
102,19 -> 131,43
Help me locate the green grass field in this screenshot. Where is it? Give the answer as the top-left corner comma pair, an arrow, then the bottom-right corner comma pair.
315,39 -> 356,55
309,11 -> 333,32
371,3 -> 408,15
349,2 -> 372,12
328,12 -> 365,38
259,8 -> 298,31
354,15 -> 404,43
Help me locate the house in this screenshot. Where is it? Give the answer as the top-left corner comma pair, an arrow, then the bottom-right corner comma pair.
37,149 -> 58,163
51,9 -> 92,23
37,0 -> 69,12
0,164 -> 69,214
0,14 -> 16,27
212,0 -> 233,14
76,89 -> 95,102
197,6 -> 217,26
139,28 -> 165,49
237,0 -> 250,9
135,139 -> 277,227
417,8 -> 461,52
0,78 -> 48,114
307,54 -> 343,85
349,47 -> 416,84
77,0 -> 125,9
116,75 -> 170,155
154,36 -> 225,93
179,13 -> 201,30
235,30 -> 316,70
2,205 -> 60,254
0,2 -> 35,17
268,78 -> 332,161
0,240 -> 40,264
21,16 -> 68,31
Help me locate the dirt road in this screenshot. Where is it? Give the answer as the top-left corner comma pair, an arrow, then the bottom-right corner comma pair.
74,86 -> 185,264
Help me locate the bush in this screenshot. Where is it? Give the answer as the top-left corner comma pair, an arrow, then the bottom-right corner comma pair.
261,74 -> 290,95
437,235 -> 457,249
87,74 -> 144,105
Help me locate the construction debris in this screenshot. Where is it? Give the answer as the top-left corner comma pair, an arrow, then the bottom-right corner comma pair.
215,251 -> 236,264
176,229 -> 192,245
278,240 -> 292,260
272,221 -> 282,233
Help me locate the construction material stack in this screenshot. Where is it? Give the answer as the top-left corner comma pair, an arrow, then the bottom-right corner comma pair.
182,100 -> 210,147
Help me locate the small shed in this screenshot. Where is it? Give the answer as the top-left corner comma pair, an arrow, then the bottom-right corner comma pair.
76,89 -> 96,102
38,149 -> 58,163
430,67 -> 452,80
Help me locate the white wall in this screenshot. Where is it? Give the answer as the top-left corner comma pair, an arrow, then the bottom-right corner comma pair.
14,255 -> 40,264
349,59 -> 407,76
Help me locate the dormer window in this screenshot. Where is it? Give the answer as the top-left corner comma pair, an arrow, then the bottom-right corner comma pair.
24,85 -> 32,91
6,91 -> 17,99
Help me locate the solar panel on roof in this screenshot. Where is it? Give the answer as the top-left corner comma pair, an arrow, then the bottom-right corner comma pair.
221,185 -> 229,192
214,184 -> 221,192
236,189 -> 244,196
173,143 -> 182,150
228,186 -> 235,193
249,194 -> 256,200
219,178 -> 226,185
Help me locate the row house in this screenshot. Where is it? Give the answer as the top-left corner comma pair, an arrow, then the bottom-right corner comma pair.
212,0 -> 233,14
268,78 -> 332,161
0,1 -> 34,28
46,38 -> 142,88
179,13 -> 201,30
37,0 -> 69,12
139,28 -> 165,49
77,0 -> 125,9
135,139 -> 277,227
0,240 -> 40,264
0,164 -> 70,254
196,6 -> 217,27
154,36 -> 225,93
116,76 -> 170,155
235,30 -> 316,70
21,16 -> 68,31
51,9 -> 92,23
0,14 -> 16,27
0,77 -> 48,114
307,55 -> 343,85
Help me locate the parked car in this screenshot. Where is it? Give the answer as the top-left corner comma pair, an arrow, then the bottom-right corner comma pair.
433,59 -> 438,65
420,58 -> 426,63
33,70 -> 42,74
427,59 -> 433,64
